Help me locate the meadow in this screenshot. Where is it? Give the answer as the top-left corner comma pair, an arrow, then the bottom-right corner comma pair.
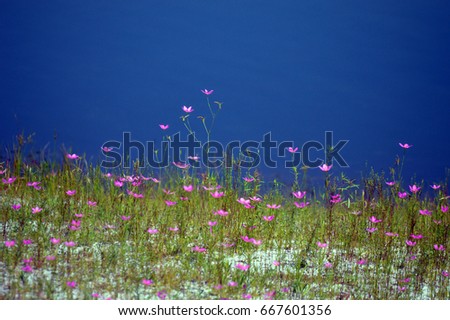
1,92 -> 448,300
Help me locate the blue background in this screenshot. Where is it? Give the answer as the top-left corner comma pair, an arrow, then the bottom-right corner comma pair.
1,0 -> 449,184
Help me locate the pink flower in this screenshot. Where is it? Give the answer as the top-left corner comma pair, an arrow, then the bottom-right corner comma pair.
242,293 -> 252,299
409,185 -> 421,193
399,143 -> 412,149
66,153 -> 80,160
149,177 -> 160,183
263,215 -> 274,222
31,207 -> 43,214
385,181 -> 395,186
235,263 -> 250,271
399,278 -> 411,283
183,185 -> 193,192
356,259 -> 367,265
249,196 -> 262,202
23,239 -> 32,245
192,246 -> 207,253
292,191 -> 306,199
214,209 -> 229,216
324,262 -> 333,268
4,240 -> 15,247
273,261 -> 280,266
294,201 -> 310,208
159,124 -> 169,130
318,164 -> 332,172
410,234 -> 423,239
173,162 -> 189,169
87,200 -> 97,207
398,192 -> 408,199
182,105 -> 194,113
237,198 -> 250,205
0,169 -> 6,175
251,239 -> 262,246
169,227 -> 179,232
243,177 -> 255,182
287,147 -> 298,153
121,216 -> 131,221
406,240 -> 416,247
21,265 -> 33,273
11,204 -> 21,211
74,213 -> 83,218
27,181 -> 42,190
201,89 -> 214,95
66,190 -> 76,196
208,221 -> 217,227
50,238 -> 60,244
64,241 -> 76,247
398,286 -> 406,292
369,216 -> 382,223
157,290 -> 167,300
46,255 -> 56,261
222,242 -> 235,248
433,244 -> 445,251
210,191 -> 224,198
163,189 -> 175,195
114,180 -> 123,187
442,271 -> 449,277
165,200 -> 177,207
317,241 -> 328,248
441,206 -> 449,213
147,228 -> 159,234
130,192 -> 143,198
266,204 -> 281,209
2,177 -> 16,184
101,146 -> 113,152
419,209 -> 432,216
188,155 -> 200,161
330,194 -> 342,204
142,279 -> 154,286
433,220 -> 442,224
430,184 -> 441,190
66,281 -> 77,288
385,232 -> 399,237
366,227 -> 378,233
228,281 -> 238,287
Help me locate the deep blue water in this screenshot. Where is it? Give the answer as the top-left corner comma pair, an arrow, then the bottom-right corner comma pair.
1,1 -> 449,185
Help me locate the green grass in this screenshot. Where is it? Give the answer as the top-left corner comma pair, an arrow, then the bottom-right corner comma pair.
0,153 -> 448,300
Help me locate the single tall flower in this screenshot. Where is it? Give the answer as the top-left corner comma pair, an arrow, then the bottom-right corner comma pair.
409,185 -> 421,193
292,191 -> 306,199
399,143 -> 412,149
66,153 -> 80,160
201,89 -> 214,95
182,105 -> 194,113
318,164 -> 332,172
183,185 -> 193,192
